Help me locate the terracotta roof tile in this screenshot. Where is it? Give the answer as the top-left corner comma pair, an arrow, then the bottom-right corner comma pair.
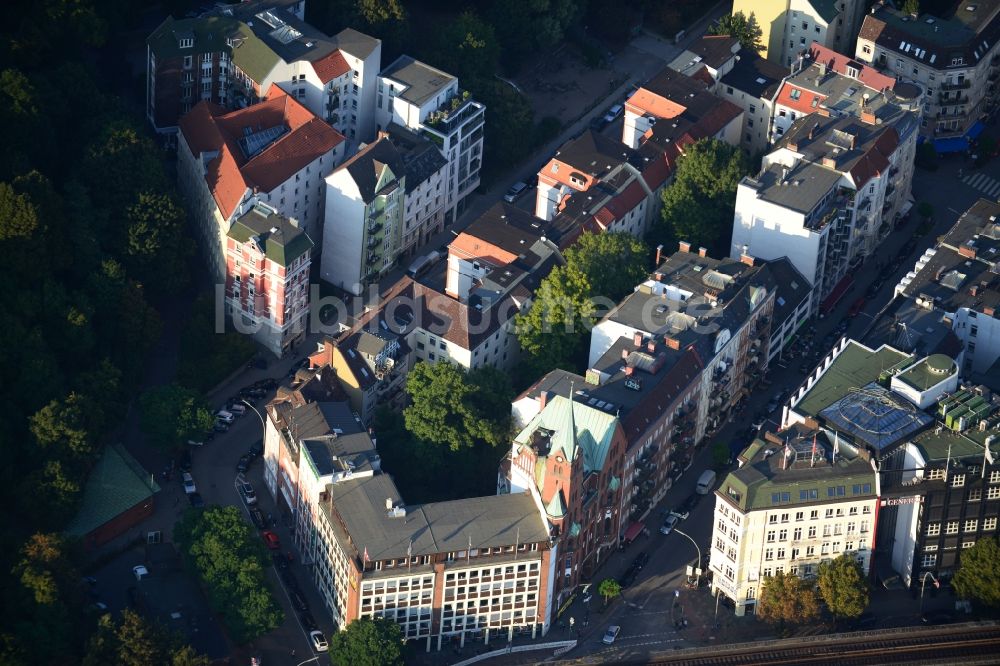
311,49 -> 350,84
848,127 -> 898,187
807,42 -> 896,92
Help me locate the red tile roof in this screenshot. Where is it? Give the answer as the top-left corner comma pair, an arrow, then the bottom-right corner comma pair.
311,50 -> 350,84
807,42 -> 896,92
690,65 -> 716,86
848,127 -> 899,188
178,88 -> 345,219
775,83 -> 826,115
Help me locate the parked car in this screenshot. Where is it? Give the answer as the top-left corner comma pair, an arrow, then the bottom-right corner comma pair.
281,568 -> 298,590
660,513 -> 679,535
215,410 -> 234,424
309,630 -> 329,652
178,451 -> 192,473
228,403 -> 246,417
589,115 -> 608,131
132,565 -> 149,581
619,564 -> 639,588
213,421 -> 229,433
603,104 -> 623,124
300,612 -> 318,631
249,506 -> 266,529
188,492 -> 205,508
237,454 -> 251,474
181,472 -> 196,494
679,494 -> 701,513
288,588 -> 308,612
602,625 -> 621,644
632,551 -> 650,570
262,530 -> 281,550
847,297 -> 866,318
503,181 -> 529,203
239,480 -> 257,505
272,551 -> 289,570
669,508 -> 689,521
248,440 -> 264,459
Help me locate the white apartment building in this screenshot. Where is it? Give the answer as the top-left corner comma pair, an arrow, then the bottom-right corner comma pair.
732,0 -> 866,67
321,136 -> 406,294
377,56 -> 485,224
855,0 -> 1000,144
732,107 -> 917,312
176,88 -> 344,282
711,426 -> 878,616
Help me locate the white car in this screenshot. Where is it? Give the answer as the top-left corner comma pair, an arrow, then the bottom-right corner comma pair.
132,565 -> 149,581
310,630 -> 329,652
602,625 -> 621,644
240,480 -> 257,505
182,472 -> 196,494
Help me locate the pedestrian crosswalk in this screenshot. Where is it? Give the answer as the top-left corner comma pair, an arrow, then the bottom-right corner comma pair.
961,172 -> 1000,198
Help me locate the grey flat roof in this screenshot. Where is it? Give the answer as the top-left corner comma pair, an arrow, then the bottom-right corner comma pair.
750,162 -> 842,214
381,55 -> 456,106
327,478 -> 548,561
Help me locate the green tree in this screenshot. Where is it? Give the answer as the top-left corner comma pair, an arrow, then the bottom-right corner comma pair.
711,441 -> 731,470
81,122 -> 167,221
403,361 -> 513,451
139,384 -> 214,454
177,292 -> 256,393
170,645 -> 210,666
82,614 -> 119,666
0,182 -> 39,241
425,11 -> 501,86
515,263 -> 593,375
359,0 -> 405,24
756,571 -> 820,628
656,138 -> 750,256
564,232 -> 649,302
15,533 -> 79,606
709,11 -> 764,54
817,554 -> 869,619
902,0 -> 920,16
952,536 -> 1000,608
124,192 -> 192,298
174,506 -> 283,643
115,609 -> 170,666
918,201 -> 934,220
329,616 -> 404,666
598,578 -> 621,605
489,0 -> 580,70
29,393 -> 98,459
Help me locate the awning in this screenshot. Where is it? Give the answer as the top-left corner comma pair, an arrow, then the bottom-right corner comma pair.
967,120 -> 986,140
934,136 -> 968,154
622,522 -> 644,542
820,274 -> 854,314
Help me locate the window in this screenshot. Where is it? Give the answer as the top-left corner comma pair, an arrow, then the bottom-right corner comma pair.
990,471 -> 1000,484
985,517 -> 997,530
183,55 -> 193,69
790,89 -> 801,100
922,553 -> 937,567
929,469 -> 945,481
793,528 -> 802,540
179,37 -> 193,48
799,489 -> 818,500
952,474 -> 966,488
963,540 -> 976,549
828,486 -> 846,497
767,531 -> 775,543
778,529 -> 788,541
964,519 -> 978,532
969,488 -> 982,501
862,45 -> 871,54
945,521 -> 959,535
810,510 -> 818,520
926,523 -> 940,536
988,486 -> 1000,500
808,526 -> 816,538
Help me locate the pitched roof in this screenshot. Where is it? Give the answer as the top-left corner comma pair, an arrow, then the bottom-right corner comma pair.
719,51 -> 787,99
147,15 -> 241,59
807,42 -> 896,92
227,203 -> 313,266
311,49 -> 350,83
66,444 -> 159,537
179,89 -> 344,219
339,136 -> 406,203
514,395 -> 620,474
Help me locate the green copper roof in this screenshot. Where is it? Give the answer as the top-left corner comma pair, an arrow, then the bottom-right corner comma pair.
148,15 -> 241,60
228,205 -> 313,266
796,342 -> 910,417
514,395 -> 619,474
230,27 -> 283,83
546,490 -> 567,518
895,354 -> 958,391
66,444 -> 159,537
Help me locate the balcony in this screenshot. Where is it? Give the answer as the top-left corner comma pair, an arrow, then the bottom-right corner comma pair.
326,94 -> 340,111
940,79 -> 971,91
424,92 -> 484,135
939,92 -> 968,104
366,221 -> 383,235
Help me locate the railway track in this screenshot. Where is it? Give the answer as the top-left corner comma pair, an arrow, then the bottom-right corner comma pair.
646,625 -> 1000,666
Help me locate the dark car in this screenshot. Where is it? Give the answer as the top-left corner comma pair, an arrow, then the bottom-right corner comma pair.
679,494 -> 702,514
619,563 -> 640,588
213,421 -> 229,433
237,454 -> 251,474
288,588 -> 309,612
281,568 -> 298,590
248,440 -> 264,459
589,115 -> 608,131
921,610 -> 954,625
249,506 -> 266,529
848,297 -> 866,318
632,552 -> 650,571
272,551 -> 289,570
178,451 -> 192,473
188,492 -> 205,508
300,611 -> 318,631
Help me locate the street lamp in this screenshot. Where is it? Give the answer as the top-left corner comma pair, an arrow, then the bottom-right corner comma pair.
239,398 -> 267,432
919,571 -> 940,612
673,528 -> 703,587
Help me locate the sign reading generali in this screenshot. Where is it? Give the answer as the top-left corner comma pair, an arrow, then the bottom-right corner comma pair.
881,495 -> 922,506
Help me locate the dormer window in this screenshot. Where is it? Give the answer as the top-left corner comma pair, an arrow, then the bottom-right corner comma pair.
179,38 -> 194,48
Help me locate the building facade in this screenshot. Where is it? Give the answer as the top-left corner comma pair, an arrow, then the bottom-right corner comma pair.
377,56 -> 485,224
732,0 -> 866,67
855,0 -> 1000,145
225,204 -> 313,356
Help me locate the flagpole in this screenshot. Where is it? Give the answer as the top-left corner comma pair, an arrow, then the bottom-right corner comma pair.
467,535 -> 472,564
945,443 -> 952,481
514,527 -> 520,561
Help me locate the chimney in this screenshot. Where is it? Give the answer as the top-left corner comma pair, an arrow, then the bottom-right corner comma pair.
740,253 -> 755,266
816,107 -> 831,117
654,272 -> 664,281
860,109 -> 877,125
624,365 -> 634,376
385,498 -> 393,510
621,348 -> 630,360
935,266 -> 946,281
647,340 -> 657,353
665,336 -> 681,350
808,122 -> 817,140
655,243 -> 664,265
377,129 -> 390,141
970,284 -> 979,297
679,240 -> 692,253
698,247 -> 708,257
849,133 -> 857,150
803,417 -> 820,430
538,390 -> 551,410
818,62 -> 828,77
958,244 -> 977,259
985,306 -> 996,317
633,332 -> 644,347
782,166 -> 789,181
822,156 -> 838,168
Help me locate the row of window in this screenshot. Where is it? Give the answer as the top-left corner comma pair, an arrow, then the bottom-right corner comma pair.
926,517 -> 997,536
765,521 -> 869,542
767,504 -> 872,524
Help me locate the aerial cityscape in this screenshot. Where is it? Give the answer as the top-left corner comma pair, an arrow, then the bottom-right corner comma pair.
4,0 -> 1000,664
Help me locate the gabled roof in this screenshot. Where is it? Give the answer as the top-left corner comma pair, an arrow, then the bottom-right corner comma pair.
311,49 -> 350,83
545,489 -> 567,518
66,444 -> 159,537
338,137 -> 405,203
179,89 -> 344,219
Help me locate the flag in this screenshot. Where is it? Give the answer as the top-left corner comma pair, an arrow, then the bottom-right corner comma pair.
832,431 -> 839,464
811,433 -> 817,468
407,540 -> 412,571
363,546 -> 370,563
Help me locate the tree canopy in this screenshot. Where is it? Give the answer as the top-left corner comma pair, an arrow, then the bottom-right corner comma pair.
174,506 -> 283,644
564,232 -> 649,303
329,617 -> 404,666
817,554 -> 869,619
515,263 -> 594,376
756,571 -> 820,627
598,578 -> 622,605
655,138 -> 750,257
709,11 -> 764,54
952,536 -> 1000,608
139,384 -> 214,454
